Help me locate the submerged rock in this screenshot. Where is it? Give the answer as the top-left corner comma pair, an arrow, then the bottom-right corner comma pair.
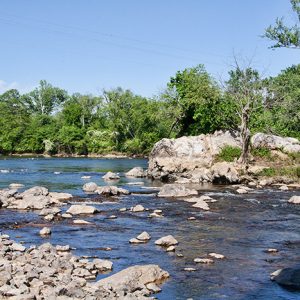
158,184 -> 198,197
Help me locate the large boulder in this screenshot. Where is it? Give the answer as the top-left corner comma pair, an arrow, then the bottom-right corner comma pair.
83,182 -> 98,193
271,267 -> 300,290
210,162 -> 239,184
251,133 -> 300,153
102,172 -> 120,181
148,130 -> 241,180
66,204 -> 97,215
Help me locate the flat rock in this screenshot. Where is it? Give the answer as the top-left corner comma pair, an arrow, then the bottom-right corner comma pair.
288,195 -> 300,204
49,192 -> 73,201
125,167 -> 146,178
73,219 -> 92,225
66,205 -> 97,215
97,185 -> 130,196
155,235 -> 178,246
158,184 -> 198,197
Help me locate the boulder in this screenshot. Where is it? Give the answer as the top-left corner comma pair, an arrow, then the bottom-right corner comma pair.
155,235 -> 178,246
49,192 -> 73,201
271,267 -> 300,290
40,227 -> 51,236
39,207 -> 61,216
82,182 -> 98,193
95,264 -> 169,294
288,195 -> 300,204
148,130 -> 241,180
210,162 -> 239,184
102,172 -> 120,181
97,186 -> 130,196
158,184 -> 198,197
136,231 -> 151,241
131,204 -> 145,212
125,167 -> 146,178
66,205 -> 97,215
251,133 -> 300,153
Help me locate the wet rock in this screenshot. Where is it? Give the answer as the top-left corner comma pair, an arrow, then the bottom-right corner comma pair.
155,235 -> 178,246
39,207 -> 61,216
9,183 -> 24,189
279,185 -> 289,191
192,199 -> 210,210
93,258 -> 113,271
188,216 -> 196,220
49,192 -> 73,201
194,258 -> 214,264
44,214 -> 54,221
97,185 -> 130,196
66,204 -> 97,215
288,195 -> 300,204
236,188 -> 248,194
62,213 -> 73,218
107,215 -> 117,219
102,171 -> 120,181
119,207 -> 127,212
82,182 -> 98,193
56,245 -> 70,252
125,167 -> 146,178
153,209 -> 163,214
208,253 -> 225,259
265,248 -> 279,253
39,227 -> 51,236
184,267 -> 196,272
149,212 -> 163,218
166,246 -> 175,252
131,204 -> 145,212
271,267 -> 300,290
136,231 -> 151,241
158,184 -> 198,197
129,238 -> 145,244
73,219 -> 92,225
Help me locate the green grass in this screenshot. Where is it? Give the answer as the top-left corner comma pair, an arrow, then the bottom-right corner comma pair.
216,146 -> 241,162
258,166 -> 300,178
251,147 -> 272,160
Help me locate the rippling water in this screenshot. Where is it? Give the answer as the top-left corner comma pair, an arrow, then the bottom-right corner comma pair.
0,157 -> 300,300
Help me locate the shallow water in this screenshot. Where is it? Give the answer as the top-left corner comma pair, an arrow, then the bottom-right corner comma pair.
0,157 -> 300,300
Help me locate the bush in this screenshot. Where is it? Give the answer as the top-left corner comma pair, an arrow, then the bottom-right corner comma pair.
251,147 -> 272,160
216,146 -> 241,162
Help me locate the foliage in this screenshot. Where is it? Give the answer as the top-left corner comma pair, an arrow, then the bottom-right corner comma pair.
264,0 -> 300,49
216,146 -> 241,162
251,147 -> 272,160
258,166 -> 300,178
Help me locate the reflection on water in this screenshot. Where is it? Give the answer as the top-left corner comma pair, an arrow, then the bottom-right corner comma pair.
0,157 -> 300,299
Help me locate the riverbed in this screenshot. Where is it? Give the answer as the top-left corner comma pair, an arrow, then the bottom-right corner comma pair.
0,157 -> 299,300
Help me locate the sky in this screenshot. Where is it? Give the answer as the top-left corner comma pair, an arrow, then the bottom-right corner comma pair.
0,0 -> 299,97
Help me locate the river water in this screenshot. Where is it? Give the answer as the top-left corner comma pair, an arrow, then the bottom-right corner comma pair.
0,157 -> 299,300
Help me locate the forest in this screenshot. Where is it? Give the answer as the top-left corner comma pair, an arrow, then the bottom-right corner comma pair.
0,63 -> 299,156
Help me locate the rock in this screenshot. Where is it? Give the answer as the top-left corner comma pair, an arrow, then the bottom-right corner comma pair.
102,172 -> 120,181
153,209 -> 163,214
166,246 -> 175,252
136,231 -> 151,241
149,212 -> 163,218
288,195 -> 300,204
97,185 -> 130,196
158,184 -> 198,197
210,162 -> 239,184
271,267 -> 300,290
236,188 -> 248,194
251,133 -> 300,153
39,207 -> 61,216
146,282 -> 161,293
119,207 -> 127,212
192,199 -> 210,210
131,204 -> 145,212
93,258 -> 113,271
39,227 -> 51,236
66,205 -> 97,215
279,185 -> 289,191
107,215 -> 117,219
44,214 -> 54,221
208,253 -> 225,259
62,213 -> 73,218
73,219 -> 92,225
155,235 -> 178,247
127,181 -> 144,185
81,176 -> 91,179
259,178 -> 273,186
82,182 -> 98,193
95,264 -> 169,294
56,245 -> 70,252
194,258 -> 214,264
265,248 -> 279,253
184,267 -> 196,272
11,242 -> 26,252
22,186 -> 49,196
148,130 -> 241,180
188,216 -> 196,220
49,192 -> 73,201
129,238 -> 145,244
125,167 -> 146,178
9,183 -> 24,189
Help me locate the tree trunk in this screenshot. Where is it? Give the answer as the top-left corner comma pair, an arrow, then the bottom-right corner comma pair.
238,107 -> 251,164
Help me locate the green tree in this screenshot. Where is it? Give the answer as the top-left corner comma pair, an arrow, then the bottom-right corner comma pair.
264,0 -> 300,49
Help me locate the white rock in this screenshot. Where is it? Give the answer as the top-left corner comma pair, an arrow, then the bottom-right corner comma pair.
102,172 -> 120,181
136,231 -> 151,241
125,167 -> 146,178
208,253 -> 225,259
184,267 -> 196,272
39,227 -> 51,236
146,282 -> 161,293
194,258 -> 214,264
119,207 -> 127,212
236,188 -> 248,194
131,204 -> 145,212
288,195 -> 300,204
11,242 -> 26,252
279,185 -> 289,191
155,235 -> 178,246
49,192 -> 73,201
149,212 -> 163,218
129,238 -> 145,244
158,184 -> 198,197
81,176 -> 91,179
9,183 -> 24,189
56,245 -> 70,252
166,246 -> 175,252
66,205 -> 97,215
44,214 -> 54,221
192,200 -> 210,210
62,213 -> 73,218
73,219 -> 92,225
82,182 -> 98,193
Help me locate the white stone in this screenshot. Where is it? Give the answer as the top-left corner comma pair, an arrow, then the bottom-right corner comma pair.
39,227 -> 51,236
155,235 -> 178,246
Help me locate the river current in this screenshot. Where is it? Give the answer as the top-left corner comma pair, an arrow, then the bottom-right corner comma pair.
0,157 -> 299,300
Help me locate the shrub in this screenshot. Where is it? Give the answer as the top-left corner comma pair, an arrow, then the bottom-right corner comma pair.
251,147 -> 272,159
216,146 -> 241,162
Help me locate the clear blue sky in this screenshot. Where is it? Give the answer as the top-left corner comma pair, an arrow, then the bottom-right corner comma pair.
0,0 -> 299,97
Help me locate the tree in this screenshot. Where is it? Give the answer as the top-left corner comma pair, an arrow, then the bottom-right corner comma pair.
264,0 -> 300,49
25,80 -> 68,115
226,65 -> 264,163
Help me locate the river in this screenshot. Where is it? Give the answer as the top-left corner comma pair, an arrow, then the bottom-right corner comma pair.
0,157 -> 299,299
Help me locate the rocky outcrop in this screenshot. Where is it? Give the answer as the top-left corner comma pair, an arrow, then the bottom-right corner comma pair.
251,133 -> 300,153
148,130 -> 241,181
0,186 -> 69,210
0,234 -> 168,299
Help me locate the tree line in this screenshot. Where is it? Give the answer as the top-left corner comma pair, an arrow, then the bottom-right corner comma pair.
0,63 -> 299,156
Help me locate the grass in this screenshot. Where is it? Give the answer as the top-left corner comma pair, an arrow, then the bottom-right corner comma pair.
258,166 -> 300,178
251,147 -> 272,160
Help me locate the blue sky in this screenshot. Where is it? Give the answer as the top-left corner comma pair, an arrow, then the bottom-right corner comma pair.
0,0 -> 299,97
